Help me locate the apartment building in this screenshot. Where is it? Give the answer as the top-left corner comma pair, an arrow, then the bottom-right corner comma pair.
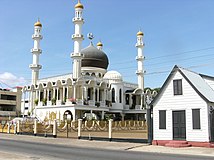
0,87 -> 22,120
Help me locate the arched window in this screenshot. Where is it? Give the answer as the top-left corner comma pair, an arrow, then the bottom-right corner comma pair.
95,89 -> 97,101
91,73 -> 95,77
119,89 -> 122,103
112,88 -> 115,103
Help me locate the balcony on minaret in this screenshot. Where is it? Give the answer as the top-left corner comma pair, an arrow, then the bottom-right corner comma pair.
136,55 -> 145,61
31,48 -> 42,53
29,64 -> 42,70
136,70 -> 145,75
72,17 -> 84,23
72,34 -> 84,40
32,34 -> 43,39
135,42 -> 144,47
71,52 -> 83,58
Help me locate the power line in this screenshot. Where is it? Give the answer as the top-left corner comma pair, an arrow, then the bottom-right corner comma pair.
146,46 -> 214,60
109,45 -> 214,65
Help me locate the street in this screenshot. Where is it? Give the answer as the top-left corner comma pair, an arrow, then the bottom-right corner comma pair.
0,138 -> 213,160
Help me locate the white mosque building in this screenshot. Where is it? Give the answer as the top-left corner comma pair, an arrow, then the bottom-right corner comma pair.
21,0 -> 157,121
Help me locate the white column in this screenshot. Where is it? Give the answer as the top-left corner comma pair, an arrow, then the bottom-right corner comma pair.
93,87 -> 96,101
81,86 -> 84,100
56,88 -> 59,100
73,85 -> 76,99
103,89 -> 106,102
66,86 -> 69,100
63,86 -> 65,102
84,86 -> 88,100
53,88 -> 56,99
44,89 -> 47,99
47,89 -> 50,101
101,111 -> 104,120
38,90 -> 41,102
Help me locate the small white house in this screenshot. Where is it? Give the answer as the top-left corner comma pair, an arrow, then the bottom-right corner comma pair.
152,65 -> 214,147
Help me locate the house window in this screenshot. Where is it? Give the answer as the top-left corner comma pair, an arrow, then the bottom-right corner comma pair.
112,88 -> 115,103
159,110 -> 166,129
173,79 -> 182,95
192,109 -> 201,129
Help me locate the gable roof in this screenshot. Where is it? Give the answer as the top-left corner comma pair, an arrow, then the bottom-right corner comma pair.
151,65 -> 214,105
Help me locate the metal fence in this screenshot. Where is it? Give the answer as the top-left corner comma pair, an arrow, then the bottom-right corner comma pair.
0,119 -> 148,143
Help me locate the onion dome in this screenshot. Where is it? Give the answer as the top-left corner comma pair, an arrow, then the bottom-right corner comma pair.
34,20 -> 42,27
104,71 -> 123,83
137,31 -> 144,36
75,0 -> 84,9
81,43 -> 109,69
97,41 -> 103,47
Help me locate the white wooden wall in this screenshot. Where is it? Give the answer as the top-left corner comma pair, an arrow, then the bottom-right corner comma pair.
153,71 -> 209,142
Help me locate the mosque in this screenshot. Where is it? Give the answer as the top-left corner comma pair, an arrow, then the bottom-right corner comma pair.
21,0 -> 157,121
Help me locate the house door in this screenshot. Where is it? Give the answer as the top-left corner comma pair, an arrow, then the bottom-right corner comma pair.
173,110 -> 186,140
211,111 -> 214,142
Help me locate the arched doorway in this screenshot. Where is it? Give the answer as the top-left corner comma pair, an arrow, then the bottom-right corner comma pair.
63,110 -> 73,124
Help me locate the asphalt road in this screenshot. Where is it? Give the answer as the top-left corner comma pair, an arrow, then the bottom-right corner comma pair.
0,138 -> 213,160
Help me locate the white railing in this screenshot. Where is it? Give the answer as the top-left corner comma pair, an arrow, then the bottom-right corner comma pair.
56,100 -> 62,105
38,102 -> 43,106
77,99 -> 83,105
100,101 -> 105,107
89,100 -> 95,106
135,105 -> 142,110
47,101 -> 52,106
124,105 -> 129,110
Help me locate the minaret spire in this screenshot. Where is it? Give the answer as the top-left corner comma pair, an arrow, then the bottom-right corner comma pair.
29,19 -> 43,85
71,0 -> 84,80
135,30 -> 145,90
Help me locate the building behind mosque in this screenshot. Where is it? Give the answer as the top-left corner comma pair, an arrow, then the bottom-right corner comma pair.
21,1 -> 157,121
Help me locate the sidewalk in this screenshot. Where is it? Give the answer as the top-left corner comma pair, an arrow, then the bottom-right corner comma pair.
0,133 -> 214,158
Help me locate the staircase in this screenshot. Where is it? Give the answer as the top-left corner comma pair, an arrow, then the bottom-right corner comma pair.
165,141 -> 191,148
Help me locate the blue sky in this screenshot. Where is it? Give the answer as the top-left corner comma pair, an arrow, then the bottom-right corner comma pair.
1,0 -> 214,89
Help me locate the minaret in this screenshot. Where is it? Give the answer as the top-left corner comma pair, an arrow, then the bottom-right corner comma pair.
71,0 -> 84,80
97,41 -> 103,50
135,30 -> 145,90
29,19 -> 43,85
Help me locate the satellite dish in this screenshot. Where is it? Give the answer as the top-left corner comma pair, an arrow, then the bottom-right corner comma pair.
87,33 -> 94,40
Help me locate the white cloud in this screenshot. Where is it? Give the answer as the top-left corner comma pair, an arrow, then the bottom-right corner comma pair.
0,72 -> 27,88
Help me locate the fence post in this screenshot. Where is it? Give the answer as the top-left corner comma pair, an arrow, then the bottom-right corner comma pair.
108,119 -> 113,141
7,122 -> 10,134
17,120 -> 20,134
78,119 -> 82,139
53,119 -> 57,138
34,119 -> 38,136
